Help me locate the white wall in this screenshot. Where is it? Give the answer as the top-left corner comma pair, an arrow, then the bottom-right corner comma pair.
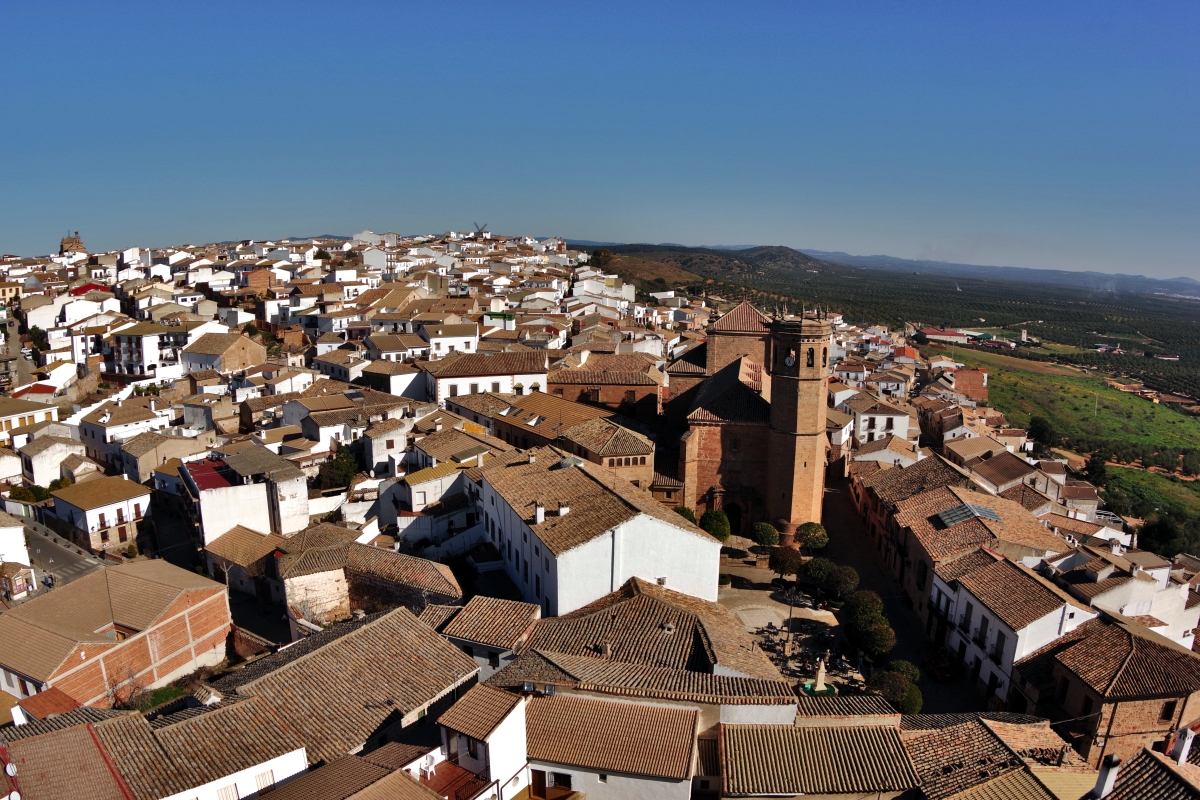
0,524 -> 28,566
199,483 -> 271,543
161,748 -> 308,800
527,761 -> 691,800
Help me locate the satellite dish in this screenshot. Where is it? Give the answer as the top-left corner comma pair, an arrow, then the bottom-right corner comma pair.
5,762 -> 15,776
9,791 -> 20,800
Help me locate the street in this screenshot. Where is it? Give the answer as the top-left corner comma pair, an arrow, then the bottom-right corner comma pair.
23,519 -> 105,588
822,478 -> 983,714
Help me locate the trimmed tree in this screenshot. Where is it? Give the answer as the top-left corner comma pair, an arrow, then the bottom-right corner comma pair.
802,556 -> 835,589
889,660 -> 921,685
828,564 -> 860,598
699,510 -> 731,542
673,506 -> 697,523
797,522 -> 828,551
868,670 -> 923,714
752,522 -> 779,547
769,546 -> 804,579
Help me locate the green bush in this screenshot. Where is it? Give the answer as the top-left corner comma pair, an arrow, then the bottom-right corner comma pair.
318,448 -> 358,489
802,556 -> 835,587
797,521 -> 828,551
673,506 -> 696,523
718,573 -> 733,586
829,564 -> 859,598
752,522 -> 779,547
889,659 -> 921,685
699,510 -> 731,542
769,546 -> 804,578
869,670 -> 923,714
843,590 -> 884,619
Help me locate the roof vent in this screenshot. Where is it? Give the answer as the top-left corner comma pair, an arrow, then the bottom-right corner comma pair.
663,621 -> 675,634
528,453 -> 536,464
522,681 -> 536,693
599,642 -> 613,658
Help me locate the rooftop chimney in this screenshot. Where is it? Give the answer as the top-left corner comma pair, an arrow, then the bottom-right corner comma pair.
1093,755 -> 1121,798
599,642 -> 612,658
1172,728 -> 1196,765
1111,539 -> 1122,555
434,422 -> 442,432
557,502 -> 569,517
528,453 -> 536,464
535,503 -> 545,524
476,453 -> 485,468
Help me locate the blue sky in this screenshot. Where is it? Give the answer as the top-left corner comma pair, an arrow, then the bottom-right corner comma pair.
2,2 -> 1196,278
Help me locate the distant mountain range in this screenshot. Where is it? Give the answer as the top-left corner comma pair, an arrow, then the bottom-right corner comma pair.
566,240 -> 1198,296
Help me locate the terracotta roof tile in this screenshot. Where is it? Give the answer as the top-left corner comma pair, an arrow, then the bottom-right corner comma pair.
438,683 -> 522,740
526,693 -> 696,780
710,301 -> 771,333
722,724 -> 919,795
439,595 -> 540,650
224,607 -> 478,765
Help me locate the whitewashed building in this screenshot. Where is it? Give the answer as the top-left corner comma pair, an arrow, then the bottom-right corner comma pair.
478,446 -> 720,616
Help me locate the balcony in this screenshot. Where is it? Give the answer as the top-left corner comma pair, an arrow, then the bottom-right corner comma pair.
972,628 -> 988,648
988,646 -> 1005,666
422,759 -> 490,800
957,615 -> 971,633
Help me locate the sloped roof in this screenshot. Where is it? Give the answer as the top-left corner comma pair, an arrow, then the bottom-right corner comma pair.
722,724 -> 919,796
0,561 -> 222,683
710,301 -> 771,333
205,525 -> 288,569
525,693 -> 696,780
440,595 -> 540,650
521,576 -> 780,681
481,446 -> 717,556
225,607 -> 478,765
437,683 -> 522,741
1017,611 -> 1200,700
490,649 -> 794,705
687,357 -> 770,424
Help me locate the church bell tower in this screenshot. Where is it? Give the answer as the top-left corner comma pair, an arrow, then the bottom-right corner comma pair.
766,315 -> 832,547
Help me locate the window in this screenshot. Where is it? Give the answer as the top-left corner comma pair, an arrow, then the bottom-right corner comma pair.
254,770 -> 275,792
1161,700 -> 1178,721
624,390 -> 636,403
449,384 -> 458,397
492,382 -> 501,392
216,785 -> 240,800
915,560 -> 928,590
1057,676 -> 1070,703
470,383 -> 479,394
1081,696 -> 1093,717
535,575 -> 540,596
598,774 -> 608,783
551,773 -> 573,789
462,644 -> 474,657
806,347 -> 815,367
118,526 -> 127,543
133,503 -> 141,519
489,651 -> 500,669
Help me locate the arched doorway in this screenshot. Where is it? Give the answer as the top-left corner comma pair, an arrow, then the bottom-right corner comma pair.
724,503 -> 743,535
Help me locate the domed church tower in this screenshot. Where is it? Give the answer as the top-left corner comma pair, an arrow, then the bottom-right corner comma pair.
766,314 -> 832,547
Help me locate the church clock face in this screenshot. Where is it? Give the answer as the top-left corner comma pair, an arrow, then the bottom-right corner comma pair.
784,353 -> 795,367
776,345 -> 799,376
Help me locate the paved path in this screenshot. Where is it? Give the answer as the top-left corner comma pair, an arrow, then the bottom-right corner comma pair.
23,519 -> 105,588
822,479 -> 983,713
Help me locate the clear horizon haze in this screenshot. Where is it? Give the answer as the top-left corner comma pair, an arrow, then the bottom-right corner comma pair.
2,2 -> 1197,279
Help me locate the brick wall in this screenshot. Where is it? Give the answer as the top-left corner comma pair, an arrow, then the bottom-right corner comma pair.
47,587 -> 230,707
679,421 -> 770,532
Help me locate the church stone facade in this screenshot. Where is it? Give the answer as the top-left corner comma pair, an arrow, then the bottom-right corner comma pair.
675,302 -> 831,547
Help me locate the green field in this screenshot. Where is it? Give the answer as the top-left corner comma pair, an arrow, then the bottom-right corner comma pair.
939,346 -> 1200,452
1105,467 -> 1200,519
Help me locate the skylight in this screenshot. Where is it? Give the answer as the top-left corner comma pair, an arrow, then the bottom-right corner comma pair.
937,502 -> 1002,527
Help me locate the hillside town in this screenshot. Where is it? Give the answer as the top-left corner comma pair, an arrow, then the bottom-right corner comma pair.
0,228 -> 1196,800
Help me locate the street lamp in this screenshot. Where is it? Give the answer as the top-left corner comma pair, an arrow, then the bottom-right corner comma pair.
780,586 -> 803,648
